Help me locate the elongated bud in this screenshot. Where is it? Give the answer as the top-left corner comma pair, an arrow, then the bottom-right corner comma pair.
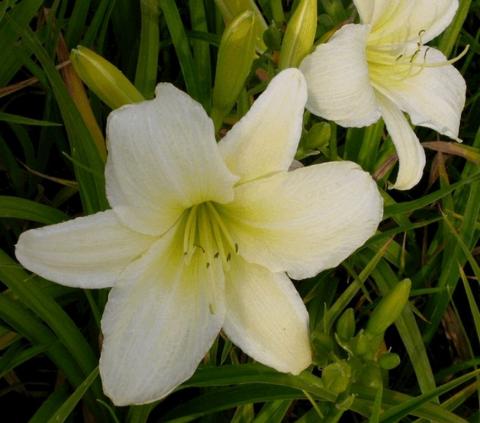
366,279 -> 411,337
211,11 -> 256,130
336,308 -> 356,341
214,0 -> 267,52
279,0 -> 317,69
70,46 -> 144,109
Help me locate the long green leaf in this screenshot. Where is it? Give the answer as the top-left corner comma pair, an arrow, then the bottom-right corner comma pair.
159,0 -> 200,100
0,196 -> 68,224
46,367 -> 99,423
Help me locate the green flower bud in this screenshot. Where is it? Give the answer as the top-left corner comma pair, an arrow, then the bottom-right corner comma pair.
211,11 -> 256,130
366,279 -> 412,337
279,0 -> 317,69
214,0 -> 267,52
336,308 -> 356,341
322,360 -> 351,395
70,46 -> 144,109
379,352 -> 401,370
263,22 -> 282,51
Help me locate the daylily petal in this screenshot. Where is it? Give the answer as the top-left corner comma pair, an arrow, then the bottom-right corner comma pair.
377,94 -> 426,190
300,24 -> 381,127
223,257 -> 311,374
221,162 -> 383,279
106,83 -> 237,235
100,224 -> 225,405
364,0 -> 458,45
373,47 -> 465,141
15,210 -> 154,289
218,69 -> 307,183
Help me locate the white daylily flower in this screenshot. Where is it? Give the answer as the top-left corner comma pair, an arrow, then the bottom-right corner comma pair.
15,69 -> 383,406
300,0 -> 466,190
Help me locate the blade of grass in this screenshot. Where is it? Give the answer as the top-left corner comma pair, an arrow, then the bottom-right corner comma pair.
438,0 -> 471,57
7,16 -> 108,214
378,369 -> 480,422
159,0 -> 201,100
0,112 -> 61,127
46,367 -> 99,423
28,384 -> 69,423
0,196 -> 68,224
135,0 -> 160,98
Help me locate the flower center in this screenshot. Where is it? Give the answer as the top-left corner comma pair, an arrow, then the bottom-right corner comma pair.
182,202 -> 238,270
366,30 -> 469,85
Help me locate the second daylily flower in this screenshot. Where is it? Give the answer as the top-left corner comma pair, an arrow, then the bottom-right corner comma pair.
300,0 -> 466,190
15,69 -> 383,405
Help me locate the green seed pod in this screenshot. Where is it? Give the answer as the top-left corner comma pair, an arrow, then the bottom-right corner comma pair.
357,362 -> 383,389
322,360 -> 351,395
70,46 -> 144,109
366,279 -> 412,337
336,308 -> 356,341
279,0 -> 317,69
214,0 -> 267,52
379,352 -> 401,370
211,11 -> 256,130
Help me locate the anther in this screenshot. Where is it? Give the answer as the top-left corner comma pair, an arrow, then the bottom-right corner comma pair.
227,253 -> 231,262
235,243 -> 239,254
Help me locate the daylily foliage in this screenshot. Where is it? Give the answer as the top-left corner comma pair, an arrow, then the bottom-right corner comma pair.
15,69 -> 382,405
300,0 -> 466,190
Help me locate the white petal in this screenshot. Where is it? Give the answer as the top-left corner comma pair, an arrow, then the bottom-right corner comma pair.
365,0 -> 458,45
300,24 -> 381,127
373,47 -> 465,141
221,162 -> 383,279
100,224 -> 225,406
377,94 -> 426,190
223,257 -> 311,374
15,210 -> 154,289
353,0 -> 375,23
218,69 -> 307,183
106,83 -> 237,235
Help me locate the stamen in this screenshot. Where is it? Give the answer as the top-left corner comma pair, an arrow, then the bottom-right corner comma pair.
205,202 -> 237,253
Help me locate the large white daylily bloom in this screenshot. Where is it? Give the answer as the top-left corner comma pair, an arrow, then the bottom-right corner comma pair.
15,69 -> 383,405
300,0 -> 466,190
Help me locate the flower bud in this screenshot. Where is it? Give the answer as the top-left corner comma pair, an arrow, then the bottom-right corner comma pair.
336,308 -> 355,341
366,279 -> 411,337
214,0 -> 267,52
70,46 -> 144,109
311,332 -> 334,367
279,0 -> 317,69
378,352 -> 401,370
211,11 -> 256,129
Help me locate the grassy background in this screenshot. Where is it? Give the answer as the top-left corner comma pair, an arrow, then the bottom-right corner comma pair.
0,0 -> 479,421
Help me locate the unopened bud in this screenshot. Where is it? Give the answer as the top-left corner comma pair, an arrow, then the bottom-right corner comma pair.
214,0 -> 267,52
211,11 -> 256,129
296,122 -> 331,159
366,279 -> 411,337
279,0 -> 317,69
336,308 -> 356,341
70,46 -> 144,109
